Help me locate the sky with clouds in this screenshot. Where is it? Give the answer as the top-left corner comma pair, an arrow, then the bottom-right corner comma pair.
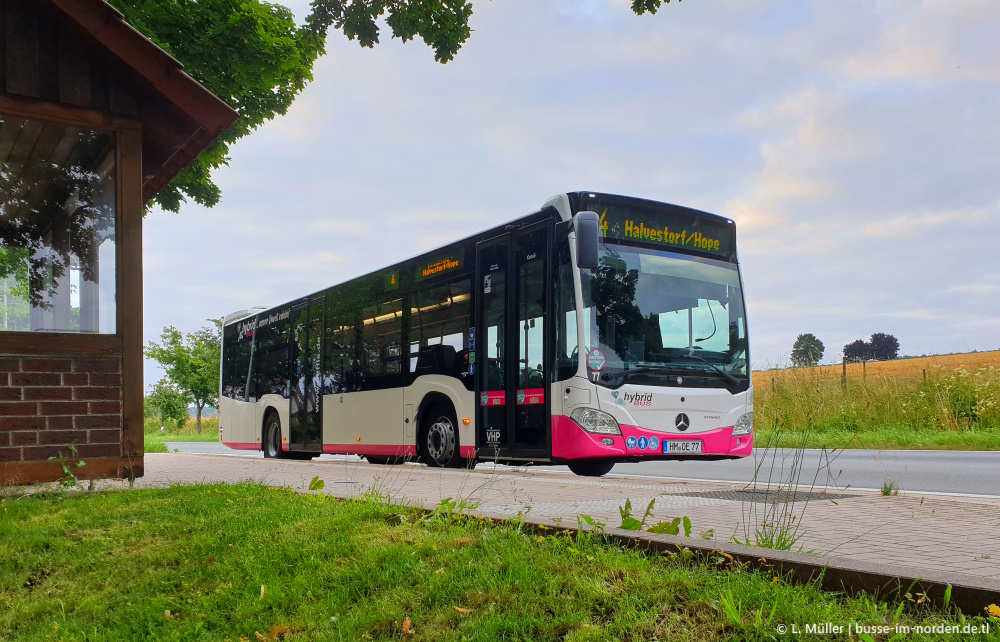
142,0 -> 1000,385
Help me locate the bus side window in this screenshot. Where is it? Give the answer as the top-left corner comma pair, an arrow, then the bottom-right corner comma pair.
324,292 -> 355,394
409,278 -> 471,380
222,323 -> 237,399
361,297 -> 403,381
553,239 -> 577,381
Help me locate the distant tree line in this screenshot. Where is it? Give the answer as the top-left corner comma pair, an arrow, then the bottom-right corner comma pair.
843,333 -> 899,362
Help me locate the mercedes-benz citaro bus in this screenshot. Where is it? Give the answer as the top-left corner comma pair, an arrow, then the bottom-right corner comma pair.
219,192 -> 752,477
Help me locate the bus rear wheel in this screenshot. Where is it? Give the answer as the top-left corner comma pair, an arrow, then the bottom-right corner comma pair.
420,405 -> 461,468
567,460 -> 615,477
263,413 -> 284,459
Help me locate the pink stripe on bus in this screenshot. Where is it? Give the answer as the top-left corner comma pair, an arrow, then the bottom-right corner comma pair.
323,444 -> 419,457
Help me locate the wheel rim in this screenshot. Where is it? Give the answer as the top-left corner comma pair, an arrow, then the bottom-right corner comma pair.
426,415 -> 456,464
265,421 -> 279,457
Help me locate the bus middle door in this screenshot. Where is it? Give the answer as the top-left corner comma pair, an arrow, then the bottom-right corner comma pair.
475,224 -> 550,462
289,298 -> 324,454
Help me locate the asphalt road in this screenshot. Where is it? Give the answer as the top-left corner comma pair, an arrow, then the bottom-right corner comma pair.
165,442 -> 1000,497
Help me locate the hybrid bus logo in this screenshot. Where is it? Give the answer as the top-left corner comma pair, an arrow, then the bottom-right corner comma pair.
621,392 -> 653,407
238,318 -> 257,340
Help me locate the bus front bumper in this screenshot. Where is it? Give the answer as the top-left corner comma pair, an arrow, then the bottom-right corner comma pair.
551,415 -> 753,461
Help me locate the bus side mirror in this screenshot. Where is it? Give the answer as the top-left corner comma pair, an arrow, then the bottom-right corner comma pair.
575,211 -> 600,270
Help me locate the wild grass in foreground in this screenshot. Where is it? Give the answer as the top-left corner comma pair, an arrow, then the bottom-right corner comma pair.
1,483 -> 996,641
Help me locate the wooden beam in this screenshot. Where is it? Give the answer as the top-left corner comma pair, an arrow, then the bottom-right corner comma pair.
0,93 -> 139,131
0,333 -> 121,356
118,127 -> 143,467
0,456 -> 141,485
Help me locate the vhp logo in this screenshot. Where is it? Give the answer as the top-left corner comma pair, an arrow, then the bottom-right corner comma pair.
675,413 -> 690,432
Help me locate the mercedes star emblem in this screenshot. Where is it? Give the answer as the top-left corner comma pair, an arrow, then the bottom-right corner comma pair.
675,413 -> 690,431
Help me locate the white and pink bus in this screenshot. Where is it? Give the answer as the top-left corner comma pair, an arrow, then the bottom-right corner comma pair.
219,192 -> 752,477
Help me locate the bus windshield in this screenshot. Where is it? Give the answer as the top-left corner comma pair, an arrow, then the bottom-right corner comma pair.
580,244 -> 748,383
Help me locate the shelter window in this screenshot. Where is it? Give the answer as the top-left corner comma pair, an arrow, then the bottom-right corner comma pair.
0,116 -> 117,333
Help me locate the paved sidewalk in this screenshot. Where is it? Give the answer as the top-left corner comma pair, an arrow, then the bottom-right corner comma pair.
132,452 -> 1000,580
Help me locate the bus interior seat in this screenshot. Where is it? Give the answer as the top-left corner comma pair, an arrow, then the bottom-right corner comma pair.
415,344 -> 457,371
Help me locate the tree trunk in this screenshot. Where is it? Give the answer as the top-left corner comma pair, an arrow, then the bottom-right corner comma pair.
196,402 -> 204,434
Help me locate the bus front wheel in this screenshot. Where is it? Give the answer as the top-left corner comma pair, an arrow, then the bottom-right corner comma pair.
567,460 -> 615,477
420,404 -> 461,468
263,413 -> 284,459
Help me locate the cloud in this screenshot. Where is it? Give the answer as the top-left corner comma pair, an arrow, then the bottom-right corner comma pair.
944,283 -> 1000,297
830,0 -> 1000,82
863,209 -> 989,239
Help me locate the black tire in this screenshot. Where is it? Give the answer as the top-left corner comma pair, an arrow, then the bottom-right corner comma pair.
366,455 -> 406,465
567,460 -> 615,477
419,404 -> 461,468
262,413 -> 284,459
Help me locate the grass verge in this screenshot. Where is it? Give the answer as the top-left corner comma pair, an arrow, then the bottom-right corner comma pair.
0,483 -> 995,641
143,440 -> 168,453
143,433 -> 219,444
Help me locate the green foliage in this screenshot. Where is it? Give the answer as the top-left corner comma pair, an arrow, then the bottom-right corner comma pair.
145,320 -> 222,433
791,332 -> 824,367
631,0 -> 682,15
646,515 -> 692,537
843,333 -> 900,362
307,476 -> 326,491
47,445 -> 86,489
0,248 -> 29,331
870,332 -> 901,360
143,378 -> 190,425
616,498 -> 694,536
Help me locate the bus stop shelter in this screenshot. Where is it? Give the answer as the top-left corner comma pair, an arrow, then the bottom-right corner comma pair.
0,0 -> 237,483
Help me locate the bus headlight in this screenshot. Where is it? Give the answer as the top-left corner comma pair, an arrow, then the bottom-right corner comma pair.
570,408 -> 622,435
732,412 -> 753,436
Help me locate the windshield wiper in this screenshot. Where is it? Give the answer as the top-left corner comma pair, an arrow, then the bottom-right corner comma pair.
600,365 -> 677,384
677,352 -> 741,386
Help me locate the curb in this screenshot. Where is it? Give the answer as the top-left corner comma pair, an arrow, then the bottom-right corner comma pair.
462,505 -> 999,615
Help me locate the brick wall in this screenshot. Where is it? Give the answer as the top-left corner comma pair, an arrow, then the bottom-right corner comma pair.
0,357 -> 123,463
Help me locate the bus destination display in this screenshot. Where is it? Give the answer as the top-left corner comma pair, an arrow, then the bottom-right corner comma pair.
597,207 -> 735,260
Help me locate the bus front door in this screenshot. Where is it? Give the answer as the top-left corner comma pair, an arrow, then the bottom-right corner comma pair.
475,224 -> 550,461
289,298 -> 324,454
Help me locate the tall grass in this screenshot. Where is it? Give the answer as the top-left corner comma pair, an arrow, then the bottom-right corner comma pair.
144,416 -> 219,440
754,353 -> 1000,449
